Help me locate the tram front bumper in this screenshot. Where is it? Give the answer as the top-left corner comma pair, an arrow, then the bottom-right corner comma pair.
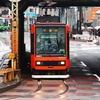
31,74 -> 70,79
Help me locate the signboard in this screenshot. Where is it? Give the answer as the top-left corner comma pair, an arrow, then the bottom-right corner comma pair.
2,9 -> 9,15
2,15 -> 11,18
12,21 -> 18,54
25,13 -> 36,17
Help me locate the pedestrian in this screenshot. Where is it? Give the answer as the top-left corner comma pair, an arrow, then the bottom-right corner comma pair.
32,19 -> 36,24
91,27 -> 96,36
92,29 -> 98,43
94,29 -> 98,39
88,29 -> 92,41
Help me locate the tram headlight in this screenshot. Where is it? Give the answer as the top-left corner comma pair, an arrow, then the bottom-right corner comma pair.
49,29 -> 52,33
36,61 -> 41,65
60,61 -> 65,65
43,29 -> 46,32
54,29 -> 58,33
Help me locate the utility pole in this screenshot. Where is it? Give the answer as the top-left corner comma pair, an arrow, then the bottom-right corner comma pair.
79,6 -> 82,34
9,0 -> 20,69
77,6 -> 82,34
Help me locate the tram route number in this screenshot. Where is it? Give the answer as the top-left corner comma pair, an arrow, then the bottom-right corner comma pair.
48,66 -> 53,68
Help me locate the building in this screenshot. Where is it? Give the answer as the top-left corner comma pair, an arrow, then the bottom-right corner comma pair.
87,7 -> 100,27
0,7 -> 11,19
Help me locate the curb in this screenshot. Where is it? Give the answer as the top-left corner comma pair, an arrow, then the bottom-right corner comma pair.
70,39 -> 87,42
0,80 -> 21,93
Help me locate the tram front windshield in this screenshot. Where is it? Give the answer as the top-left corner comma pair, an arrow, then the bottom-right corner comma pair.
36,27 -> 65,56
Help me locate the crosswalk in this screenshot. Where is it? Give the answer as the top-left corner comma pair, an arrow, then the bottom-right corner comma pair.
0,74 -> 99,100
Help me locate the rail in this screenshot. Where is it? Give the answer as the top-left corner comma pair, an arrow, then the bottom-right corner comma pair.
0,52 -> 21,84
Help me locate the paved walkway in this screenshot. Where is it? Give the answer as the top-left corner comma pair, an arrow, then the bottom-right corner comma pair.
0,76 -> 3,83
0,71 -> 21,93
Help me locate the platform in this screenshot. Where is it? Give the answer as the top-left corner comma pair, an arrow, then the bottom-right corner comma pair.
0,75 -> 21,93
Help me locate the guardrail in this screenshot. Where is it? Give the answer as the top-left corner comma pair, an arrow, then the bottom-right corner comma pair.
0,52 -> 21,84
0,52 -> 10,70
0,68 -> 14,84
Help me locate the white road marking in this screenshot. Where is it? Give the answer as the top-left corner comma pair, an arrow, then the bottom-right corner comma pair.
74,53 -> 77,57
80,61 -> 87,67
93,74 -> 100,81
94,52 -> 100,53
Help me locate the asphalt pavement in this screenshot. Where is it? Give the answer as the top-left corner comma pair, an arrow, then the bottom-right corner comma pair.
70,39 -> 100,77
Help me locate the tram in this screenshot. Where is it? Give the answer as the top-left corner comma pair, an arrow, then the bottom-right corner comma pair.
30,16 -> 70,79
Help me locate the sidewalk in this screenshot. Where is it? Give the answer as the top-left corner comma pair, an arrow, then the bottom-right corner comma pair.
0,74 -> 21,93
71,34 -> 100,45
70,38 -> 87,42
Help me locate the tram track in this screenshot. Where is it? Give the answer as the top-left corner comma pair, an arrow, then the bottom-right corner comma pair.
29,79 -> 69,99
6,80 -> 42,100
58,80 -> 69,95
31,80 -> 42,93
49,80 -> 69,98
5,78 -> 76,100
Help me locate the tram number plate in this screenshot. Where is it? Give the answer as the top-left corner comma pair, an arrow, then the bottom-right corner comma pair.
48,66 -> 53,68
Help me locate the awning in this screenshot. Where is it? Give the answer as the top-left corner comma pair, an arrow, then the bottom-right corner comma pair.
88,8 -> 100,20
